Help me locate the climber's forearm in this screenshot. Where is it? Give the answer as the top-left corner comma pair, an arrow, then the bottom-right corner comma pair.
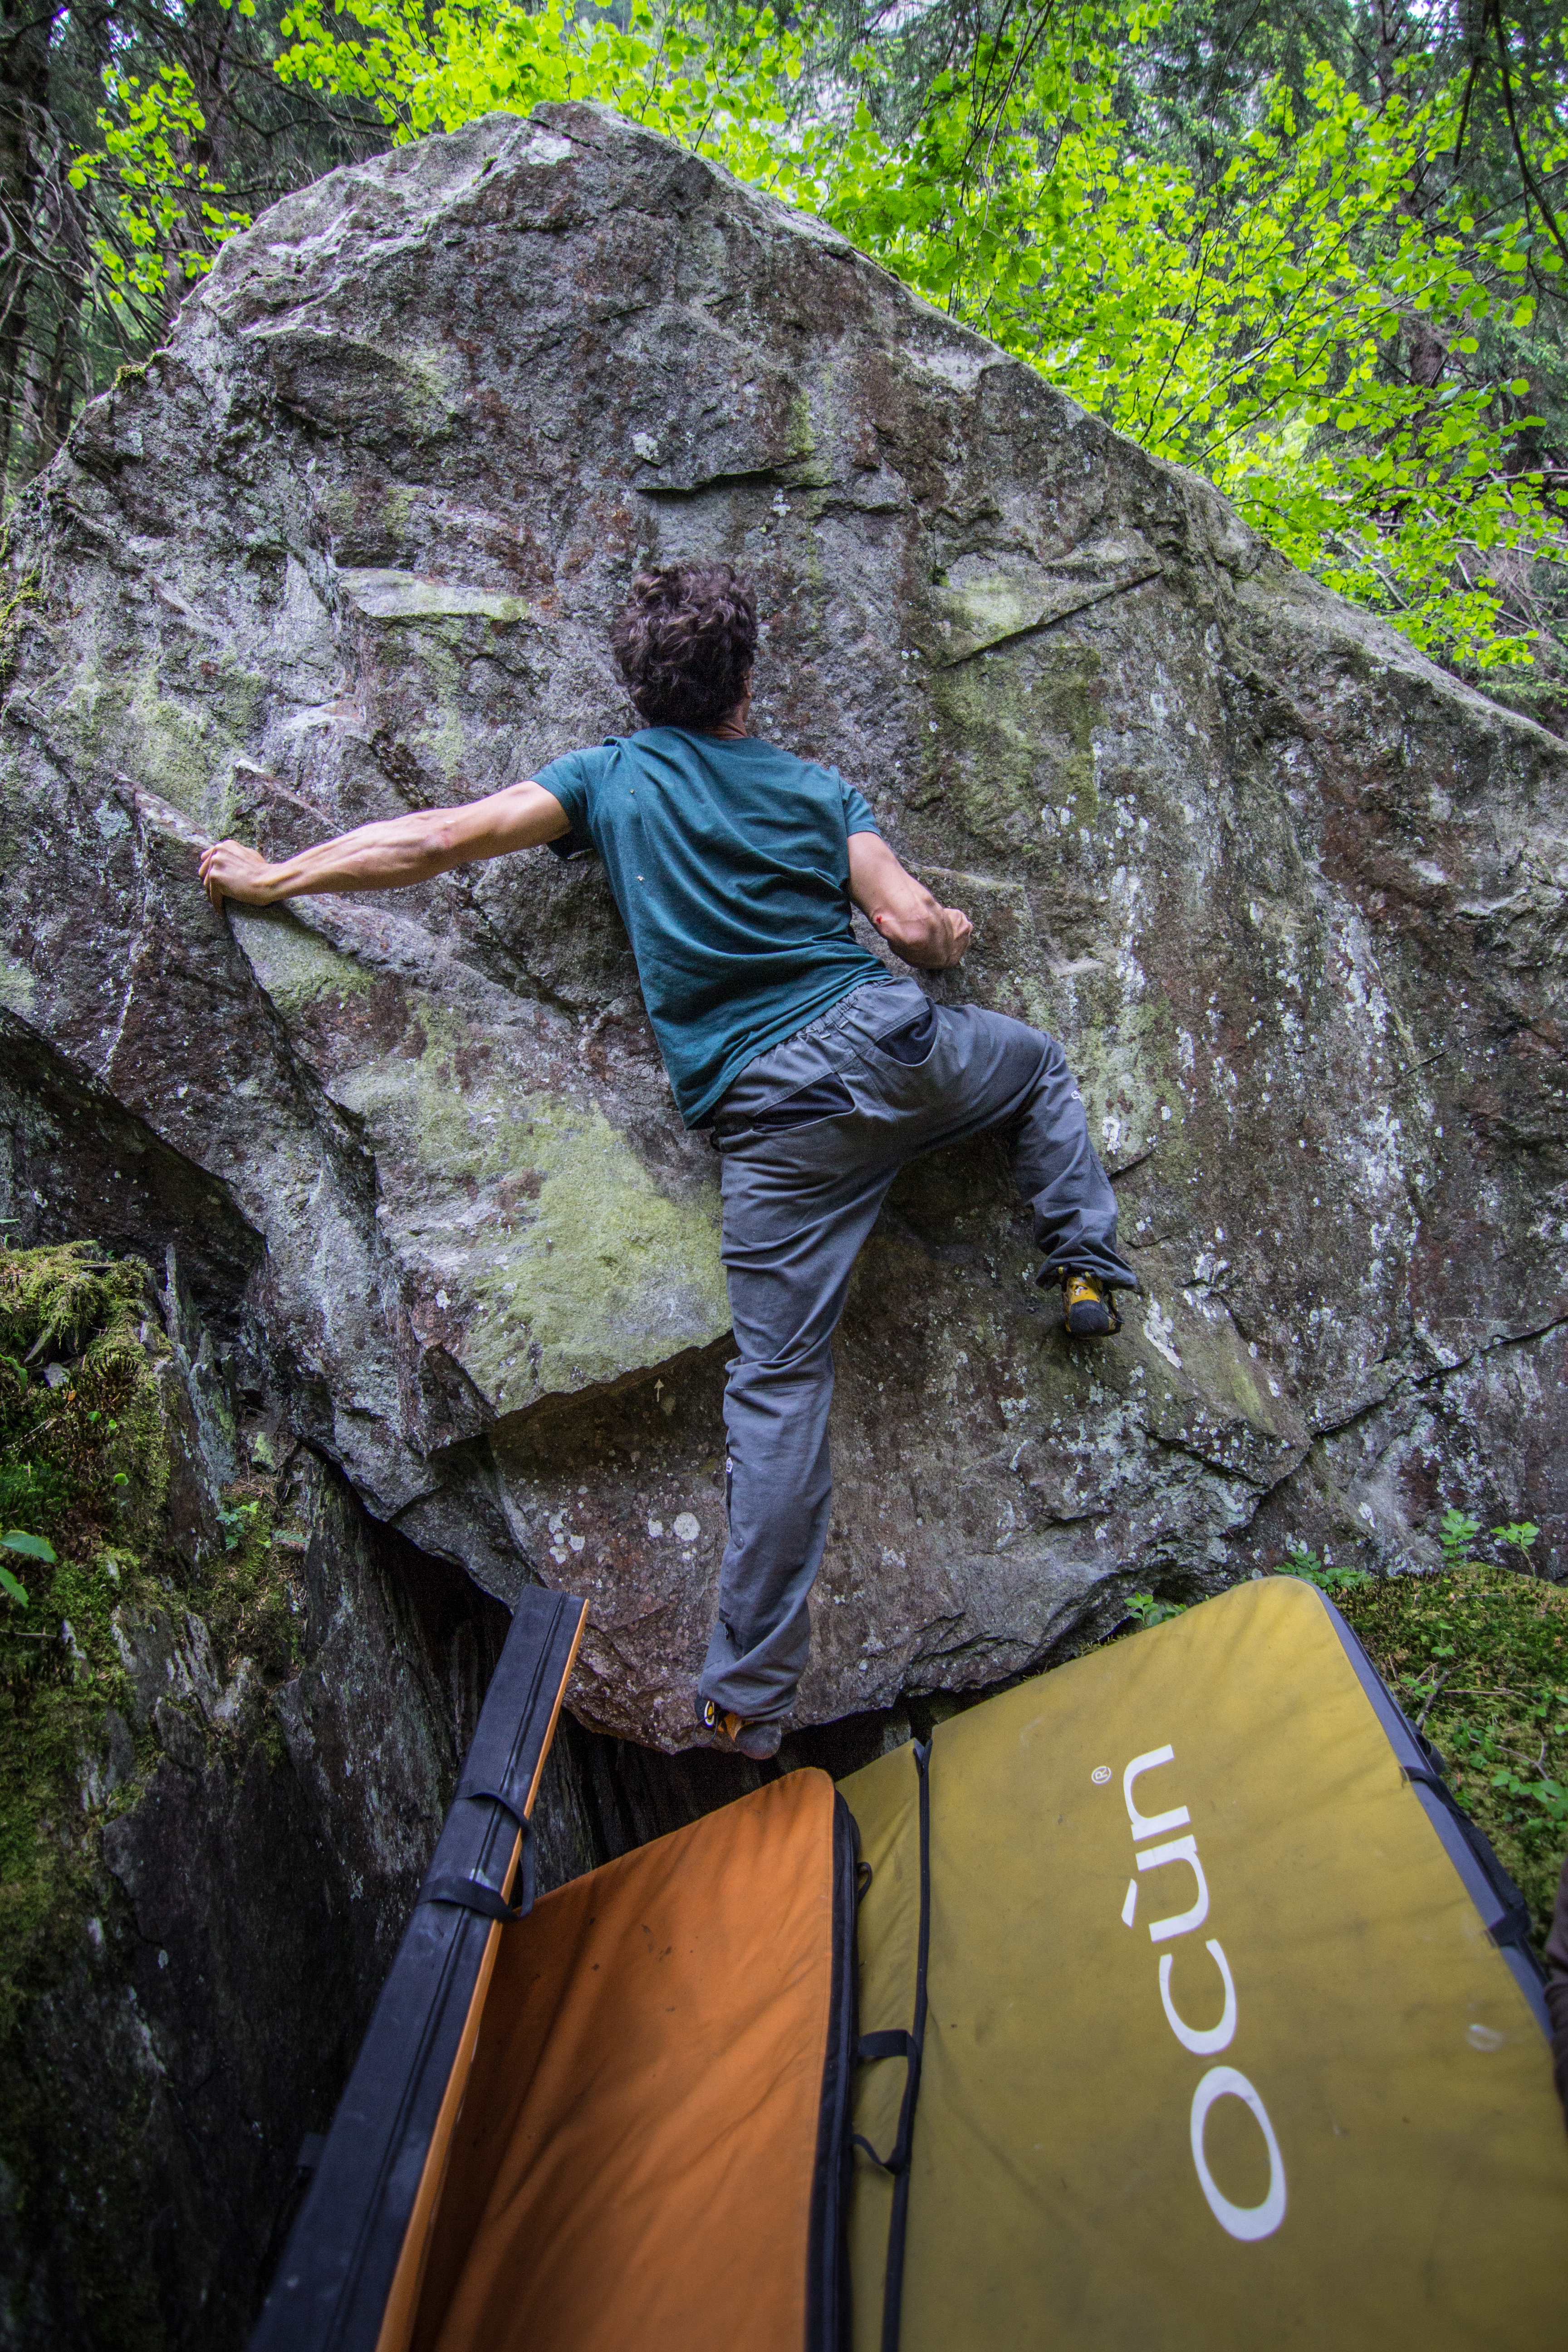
259,814 -> 453,900
199,781 -> 572,908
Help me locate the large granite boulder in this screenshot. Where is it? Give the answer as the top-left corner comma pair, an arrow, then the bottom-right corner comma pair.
3,103 -> 1565,1745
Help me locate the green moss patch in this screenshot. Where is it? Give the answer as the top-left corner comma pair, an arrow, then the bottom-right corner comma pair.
332,1017 -> 730,1409
0,1240 -> 322,2339
0,1247 -> 159,2048
0,1243 -> 304,2035
230,904 -> 377,1014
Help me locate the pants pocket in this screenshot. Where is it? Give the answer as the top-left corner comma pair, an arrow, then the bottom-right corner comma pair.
867,997 -> 940,1067
747,1072 -> 855,1131
714,1059 -> 856,1150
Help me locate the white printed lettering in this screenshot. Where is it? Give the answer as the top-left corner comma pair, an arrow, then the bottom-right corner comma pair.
1122,1745 -> 1193,1842
1137,1834 -> 1210,1941
1189,2066 -> 1287,2241
1120,1750 -> 1285,2240
1158,1940 -> 1237,2054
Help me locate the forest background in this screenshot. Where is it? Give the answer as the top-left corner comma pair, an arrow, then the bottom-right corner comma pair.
1,0 -> 1565,724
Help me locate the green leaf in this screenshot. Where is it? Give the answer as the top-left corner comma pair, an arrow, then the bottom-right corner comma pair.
1440,1507 -> 1481,1564
2,1528 -> 56,1562
0,1563 -> 28,1607
1126,1591 -> 1186,1627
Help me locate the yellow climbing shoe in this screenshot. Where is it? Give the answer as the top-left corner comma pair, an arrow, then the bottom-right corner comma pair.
1063,1270 -> 1121,1338
695,1694 -> 783,1761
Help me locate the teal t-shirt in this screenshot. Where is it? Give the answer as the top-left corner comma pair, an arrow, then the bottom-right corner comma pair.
535,729 -> 890,1126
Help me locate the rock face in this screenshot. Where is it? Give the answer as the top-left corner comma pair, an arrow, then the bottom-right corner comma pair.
0,1223 -> 503,2344
3,103 -> 1566,1745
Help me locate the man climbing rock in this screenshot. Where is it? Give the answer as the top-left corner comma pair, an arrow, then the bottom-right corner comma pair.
200,562 -> 1136,1759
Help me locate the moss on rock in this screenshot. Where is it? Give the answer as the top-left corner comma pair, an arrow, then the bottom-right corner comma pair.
332,1004 -> 730,1412
0,1240 -> 312,2329
230,906 -> 377,1016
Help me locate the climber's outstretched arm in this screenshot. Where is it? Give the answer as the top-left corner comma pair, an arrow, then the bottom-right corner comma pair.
199,779 -> 572,909
848,829 -> 972,969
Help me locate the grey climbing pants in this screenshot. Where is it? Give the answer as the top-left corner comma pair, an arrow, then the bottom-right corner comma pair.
697,976 -> 1136,1728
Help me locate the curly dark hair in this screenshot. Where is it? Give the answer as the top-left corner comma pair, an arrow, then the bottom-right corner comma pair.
610,562 -> 758,730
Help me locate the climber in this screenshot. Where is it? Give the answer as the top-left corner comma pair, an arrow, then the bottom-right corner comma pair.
199,560 -> 1136,1759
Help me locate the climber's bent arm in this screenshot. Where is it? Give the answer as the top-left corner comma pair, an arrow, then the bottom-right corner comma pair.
848,830 -> 972,969
199,780 -> 572,908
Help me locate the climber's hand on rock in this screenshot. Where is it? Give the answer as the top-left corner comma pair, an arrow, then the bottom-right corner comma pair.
877,897 -> 971,968
923,902 -> 973,968
848,831 -> 973,968
201,840 -> 279,908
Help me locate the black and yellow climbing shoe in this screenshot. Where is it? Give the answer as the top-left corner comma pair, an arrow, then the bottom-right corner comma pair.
1062,1270 -> 1121,1338
695,1694 -> 783,1761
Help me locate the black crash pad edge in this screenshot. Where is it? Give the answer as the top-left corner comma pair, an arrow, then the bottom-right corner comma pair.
250,1583 -> 586,2352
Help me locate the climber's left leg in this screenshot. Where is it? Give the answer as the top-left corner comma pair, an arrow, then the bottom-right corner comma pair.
696,1008 -> 901,1736
698,1147 -> 895,1734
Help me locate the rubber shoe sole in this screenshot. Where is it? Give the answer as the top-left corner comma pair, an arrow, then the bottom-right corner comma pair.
1063,1271 -> 1121,1338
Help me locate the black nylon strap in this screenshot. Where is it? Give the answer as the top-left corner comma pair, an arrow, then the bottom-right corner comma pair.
858,2030 -> 915,2063
1404,1767 -> 1536,1951
852,1740 -> 931,2352
851,2031 -> 919,2164
249,1586 -> 586,2352
420,1815 -> 535,1923
458,1779 -> 529,1828
420,1875 -> 520,1922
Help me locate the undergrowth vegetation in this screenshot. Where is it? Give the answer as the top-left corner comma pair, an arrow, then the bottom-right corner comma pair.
1336,1565 -> 1568,1949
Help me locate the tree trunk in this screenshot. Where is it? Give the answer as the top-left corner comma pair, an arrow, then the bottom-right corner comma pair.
0,2 -> 54,501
